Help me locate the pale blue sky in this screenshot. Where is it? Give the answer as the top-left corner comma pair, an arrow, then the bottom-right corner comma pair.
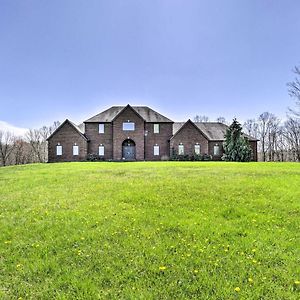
0,0 -> 299,130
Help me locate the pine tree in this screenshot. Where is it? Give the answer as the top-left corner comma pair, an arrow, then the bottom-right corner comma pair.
222,118 -> 252,162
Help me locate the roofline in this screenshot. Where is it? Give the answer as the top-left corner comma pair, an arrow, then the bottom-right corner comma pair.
170,119 -> 211,141
46,119 -> 88,141
111,104 -> 146,122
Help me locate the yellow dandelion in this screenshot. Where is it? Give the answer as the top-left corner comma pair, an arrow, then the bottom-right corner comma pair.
194,269 -> 199,274
159,266 -> 166,271
252,249 -> 256,252
248,277 -> 253,283
234,287 -> 241,292
252,259 -> 257,264
295,280 -> 300,285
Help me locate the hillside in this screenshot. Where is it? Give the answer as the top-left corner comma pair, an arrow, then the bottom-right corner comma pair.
0,162 -> 299,299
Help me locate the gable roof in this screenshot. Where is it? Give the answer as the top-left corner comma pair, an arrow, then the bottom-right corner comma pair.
173,121 -> 258,141
84,105 -> 173,123
46,119 -> 88,141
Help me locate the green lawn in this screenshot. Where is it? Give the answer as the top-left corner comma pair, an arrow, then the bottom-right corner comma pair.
0,162 -> 299,299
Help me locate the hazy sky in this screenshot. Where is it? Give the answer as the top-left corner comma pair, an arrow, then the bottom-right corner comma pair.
0,0 -> 300,132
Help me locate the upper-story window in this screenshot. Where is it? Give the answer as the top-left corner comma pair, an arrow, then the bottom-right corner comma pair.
214,145 -> 220,156
56,144 -> 62,156
99,123 -> 104,133
178,144 -> 184,155
73,144 -> 79,156
154,124 -> 160,133
194,144 -> 201,155
123,122 -> 135,131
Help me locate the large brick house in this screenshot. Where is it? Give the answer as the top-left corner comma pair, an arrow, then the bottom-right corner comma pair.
47,104 -> 258,162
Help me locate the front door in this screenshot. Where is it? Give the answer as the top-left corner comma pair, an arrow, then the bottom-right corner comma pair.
122,139 -> 136,160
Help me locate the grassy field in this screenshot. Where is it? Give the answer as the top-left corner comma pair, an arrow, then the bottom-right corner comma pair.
0,162 -> 299,299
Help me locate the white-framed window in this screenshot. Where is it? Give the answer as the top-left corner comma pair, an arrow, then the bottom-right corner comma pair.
214,145 -> 220,156
56,144 -> 62,156
99,145 -> 105,156
195,144 -> 201,155
154,145 -> 160,156
99,123 -> 104,133
123,122 -> 135,131
154,123 -> 160,133
178,144 -> 184,155
73,145 -> 79,156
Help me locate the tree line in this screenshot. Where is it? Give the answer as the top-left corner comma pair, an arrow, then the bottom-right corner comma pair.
193,66 -> 300,162
0,122 -> 60,166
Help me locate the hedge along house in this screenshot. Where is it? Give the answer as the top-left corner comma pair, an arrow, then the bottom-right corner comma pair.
47,104 -> 258,162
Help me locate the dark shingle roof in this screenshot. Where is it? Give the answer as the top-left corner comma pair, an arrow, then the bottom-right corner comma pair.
173,121 -> 257,141
84,105 -> 173,123
46,119 -> 88,141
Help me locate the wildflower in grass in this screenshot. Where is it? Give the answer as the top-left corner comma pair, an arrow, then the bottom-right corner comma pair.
159,266 -> 166,271
252,249 -> 256,253
194,269 -> 199,274
248,277 -> 253,283
234,287 -> 241,292
252,259 -> 257,264
295,280 -> 300,285
4,241 -> 11,244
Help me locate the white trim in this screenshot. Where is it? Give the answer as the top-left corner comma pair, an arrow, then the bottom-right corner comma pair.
99,145 -> 105,156
154,145 -> 160,156
56,145 -> 62,156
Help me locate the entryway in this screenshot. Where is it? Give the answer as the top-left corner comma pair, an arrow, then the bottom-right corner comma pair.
122,139 -> 136,160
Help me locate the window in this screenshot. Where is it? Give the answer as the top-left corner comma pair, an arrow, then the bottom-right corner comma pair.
154,124 -> 159,133
195,144 -> 201,155
99,123 -> 104,133
73,145 -> 79,156
99,145 -> 105,156
154,145 -> 160,156
178,144 -> 184,155
56,145 -> 62,156
122,122 -> 135,131
214,145 -> 220,156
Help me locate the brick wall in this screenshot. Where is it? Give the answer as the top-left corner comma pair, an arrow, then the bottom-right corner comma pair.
145,123 -> 173,160
85,122 -> 113,159
48,122 -> 87,162
208,141 -> 224,160
170,122 -> 209,156
112,106 -> 145,160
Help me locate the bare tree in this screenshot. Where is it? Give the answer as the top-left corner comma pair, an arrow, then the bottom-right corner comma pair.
284,118 -> 300,161
243,119 -> 259,139
0,130 -> 16,166
287,66 -> 300,117
216,116 -> 226,124
194,115 -> 209,122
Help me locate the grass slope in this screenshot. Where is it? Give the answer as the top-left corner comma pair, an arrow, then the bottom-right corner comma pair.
0,162 -> 299,299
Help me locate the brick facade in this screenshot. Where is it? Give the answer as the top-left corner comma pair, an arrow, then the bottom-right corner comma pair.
47,105 -> 258,162
48,120 -> 88,162
170,121 -> 209,156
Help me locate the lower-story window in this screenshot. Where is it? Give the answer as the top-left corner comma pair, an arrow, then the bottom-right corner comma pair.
73,144 -> 79,156
99,145 -> 105,156
56,144 -> 62,156
154,145 -> 160,156
178,144 -> 184,155
214,145 -> 220,156
194,144 -> 201,155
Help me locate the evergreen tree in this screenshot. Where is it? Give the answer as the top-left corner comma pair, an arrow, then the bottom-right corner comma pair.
222,118 -> 252,162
